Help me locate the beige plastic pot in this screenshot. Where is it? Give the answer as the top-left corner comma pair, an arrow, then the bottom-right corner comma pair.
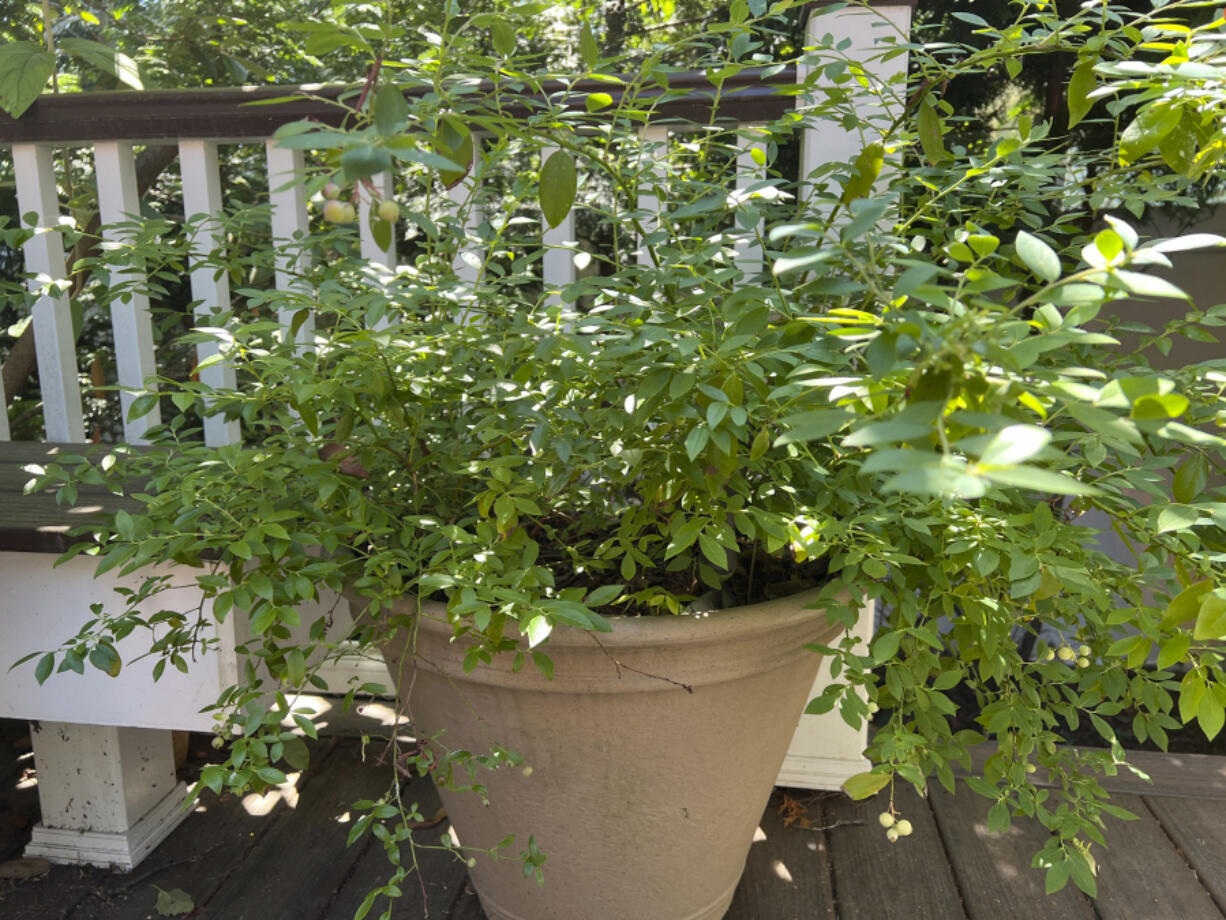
372,590 -> 845,920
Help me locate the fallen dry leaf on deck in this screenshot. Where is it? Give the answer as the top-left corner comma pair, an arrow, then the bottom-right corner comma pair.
0,857 -> 51,880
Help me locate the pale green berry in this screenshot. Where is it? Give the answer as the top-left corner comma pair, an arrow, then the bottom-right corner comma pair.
323,199 -> 350,223
1078,644 -> 1091,657
886,826 -> 900,843
1077,656 -> 1090,668
467,857 -> 477,868
1025,763 -> 1037,774
523,765 -> 534,777
377,200 -> 400,223
211,736 -> 225,749
878,811 -> 895,828
323,181 -> 342,200
1057,645 -> 1075,662
867,702 -> 880,714
895,819 -> 913,837
1041,648 -> 1055,662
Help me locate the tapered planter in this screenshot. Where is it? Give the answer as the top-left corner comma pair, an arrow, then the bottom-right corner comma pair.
371,590 -> 845,920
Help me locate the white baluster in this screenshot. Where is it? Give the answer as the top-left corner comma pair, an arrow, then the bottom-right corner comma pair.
780,0 -> 915,792
540,146 -> 577,312
359,171 -> 397,269
265,141 -> 313,348
799,2 -> 914,213
0,371 -> 10,441
12,144 -> 85,443
636,125 -> 669,266
449,177 -> 481,286
94,141 -> 160,443
734,125 -> 767,278
178,140 -> 239,448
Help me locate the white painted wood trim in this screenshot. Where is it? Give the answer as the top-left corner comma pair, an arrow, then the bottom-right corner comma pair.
25,722 -> 191,870
94,141 -> 160,443
734,126 -> 767,277
778,599 -> 875,790
179,139 -> 240,447
540,145 -> 577,309
636,125 -> 669,266
12,143 -> 85,443
359,171 -> 397,268
0,370 -> 9,441
799,3 -> 914,210
264,141 -> 313,347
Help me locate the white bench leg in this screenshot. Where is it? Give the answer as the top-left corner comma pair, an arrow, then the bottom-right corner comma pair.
778,605 -> 873,790
24,721 -> 191,870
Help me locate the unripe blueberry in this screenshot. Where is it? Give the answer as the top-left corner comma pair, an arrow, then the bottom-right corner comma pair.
1057,645 -> 1075,662
886,826 -> 900,843
377,200 -> 400,222
523,765 -> 534,777
1025,763 -> 1037,774
467,857 -> 477,868
895,819 -> 913,837
1077,656 -> 1090,668
1041,648 -> 1055,662
211,736 -> 225,749
1078,644 -> 1091,657
867,702 -> 880,714
878,811 -> 895,828
323,181 -> 341,200
323,199 -> 350,223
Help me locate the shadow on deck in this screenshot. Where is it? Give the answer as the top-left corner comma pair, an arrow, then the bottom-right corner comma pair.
3,717 -> 1226,920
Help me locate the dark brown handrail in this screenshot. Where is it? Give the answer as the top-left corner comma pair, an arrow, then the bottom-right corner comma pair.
0,67 -> 797,146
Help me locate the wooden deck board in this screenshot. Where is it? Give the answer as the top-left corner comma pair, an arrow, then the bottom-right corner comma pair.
1144,794 -> 1226,913
5,723 -> 1226,919
928,785 -> 1095,920
824,786 -> 967,920
725,790 -> 837,920
1092,793 -> 1224,920
191,738 -> 397,920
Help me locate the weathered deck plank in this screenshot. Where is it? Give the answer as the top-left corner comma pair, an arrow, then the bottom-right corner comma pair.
928,785 -> 1095,920
193,738 -> 397,920
1144,794 -> 1226,913
725,791 -> 837,920
824,786 -> 967,920
1092,793 -> 1225,920
5,723 -> 1226,920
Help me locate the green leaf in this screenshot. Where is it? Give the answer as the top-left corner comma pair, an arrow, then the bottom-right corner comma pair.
1067,58 -> 1096,129
774,409 -> 852,446
1173,455 -> 1208,504
980,465 -> 1098,496
586,584 -> 623,607
372,82 -> 408,137
369,208 -> 393,252
1119,102 -> 1183,166
1155,503 -> 1199,534
882,464 -> 986,499
34,652 -> 54,685
978,424 -> 1051,468
281,737 -> 310,771
0,42 -> 55,118
841,142 -> 884,204
585,92 -> 613,112
579,21 -> 599,69
842,771 -> 891,800
1162,580 -> 1211,629
1015,231 -> 1061,283
685,425 -> 709,461
524,614 -> 552,648
286,648 -> 306,687
256,766 -> 287,785
340,145 -> 392,182
154,888 -> 195,917
433,115 -> 473,188
1194,592 -> 1226,641
1199,693 -> 1225,741
540,149 -> 577,230
58,38 -> 143,90
490,20 -> 516,57
1156,633 -> 1191,671
917,99 -> 947,166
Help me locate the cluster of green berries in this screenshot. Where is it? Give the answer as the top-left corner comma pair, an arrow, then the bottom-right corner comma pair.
320,181 -> 400,225
1041,643 -> 1091,668
878,811 -> 913,843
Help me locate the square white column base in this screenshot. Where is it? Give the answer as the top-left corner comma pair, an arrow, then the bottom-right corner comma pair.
25,780 -> 192,870
777,752 -> 870,790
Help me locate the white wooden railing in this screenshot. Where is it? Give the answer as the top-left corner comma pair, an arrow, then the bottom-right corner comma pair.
0,1 -> 914,868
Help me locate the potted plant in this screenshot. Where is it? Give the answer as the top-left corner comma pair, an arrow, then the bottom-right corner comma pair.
21,0 -> 1226,915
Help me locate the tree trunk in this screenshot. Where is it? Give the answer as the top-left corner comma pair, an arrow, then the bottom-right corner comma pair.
2,144 -> 178,410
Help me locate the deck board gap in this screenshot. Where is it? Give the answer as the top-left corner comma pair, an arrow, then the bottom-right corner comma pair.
1140,793 -> 1226,918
